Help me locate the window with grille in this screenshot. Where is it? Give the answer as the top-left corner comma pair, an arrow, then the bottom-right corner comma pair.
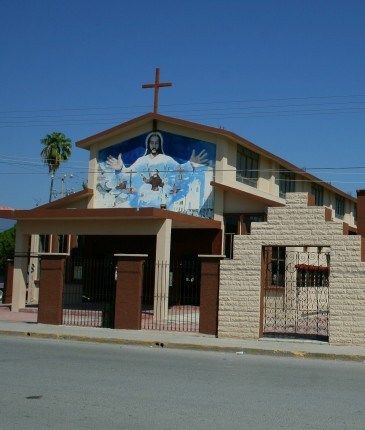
38,235 -> 50,253
278,169 -> 295,198
58,235 -> 69,253
335,195 -> 345,219
311,183 -> 324,206
296,266 -> 329,288
236,146 -> 259,187
269,246 -> 286,288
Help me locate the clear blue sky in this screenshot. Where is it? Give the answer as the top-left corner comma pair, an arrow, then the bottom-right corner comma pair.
1,0 -> 365,210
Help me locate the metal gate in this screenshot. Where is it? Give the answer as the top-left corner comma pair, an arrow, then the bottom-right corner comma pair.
262,246 -> 330,340
141,259 -> 201,332
63,256 -> 116,328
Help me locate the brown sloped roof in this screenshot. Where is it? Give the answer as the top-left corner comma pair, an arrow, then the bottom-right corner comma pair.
76,112 -> 356,203
31,188 -> 93,210
0,206 -> 221,229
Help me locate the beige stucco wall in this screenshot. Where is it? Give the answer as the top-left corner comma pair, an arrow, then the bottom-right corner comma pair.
219,192 -> 365,346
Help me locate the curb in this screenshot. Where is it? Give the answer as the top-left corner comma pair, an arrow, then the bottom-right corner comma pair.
0,329 -> 364,362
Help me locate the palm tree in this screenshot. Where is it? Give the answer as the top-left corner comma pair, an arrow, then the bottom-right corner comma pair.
40,132 -> 72,202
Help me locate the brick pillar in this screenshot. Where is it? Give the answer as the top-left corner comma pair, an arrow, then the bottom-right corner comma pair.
38,254 -> 67,325
3,259 -> 14,304
356,190 -> 365,261
114,254 -> 147,330
198,255 -> 224,336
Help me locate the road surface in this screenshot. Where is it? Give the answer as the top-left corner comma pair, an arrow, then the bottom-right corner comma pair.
0,336 -> 364,429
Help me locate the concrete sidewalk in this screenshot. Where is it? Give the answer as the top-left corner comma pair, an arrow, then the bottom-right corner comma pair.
0,310 -> 364,362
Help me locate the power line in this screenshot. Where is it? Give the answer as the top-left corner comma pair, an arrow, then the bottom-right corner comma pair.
1,164 -> 365,177
3,157 -> 365,175
1,93 -> 365,114
0,170 -> 364,187
3,100 -> 365,121
1,107 -> 365,128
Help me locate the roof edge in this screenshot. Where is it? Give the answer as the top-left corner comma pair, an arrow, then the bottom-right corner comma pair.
32,188 -> 93,211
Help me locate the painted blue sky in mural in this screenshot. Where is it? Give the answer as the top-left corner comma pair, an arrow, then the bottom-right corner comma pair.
96,131 -> 216,218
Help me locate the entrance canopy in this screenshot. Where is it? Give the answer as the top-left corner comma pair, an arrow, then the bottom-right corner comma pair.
0,206 -> 221,232
0,186 -> 221,232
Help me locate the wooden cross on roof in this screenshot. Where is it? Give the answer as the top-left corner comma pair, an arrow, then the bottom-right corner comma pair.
142,68 -> 172,114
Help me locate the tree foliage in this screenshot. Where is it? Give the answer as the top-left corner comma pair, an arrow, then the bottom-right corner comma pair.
40,132 -> 72,173
0,226 -> 15,274
40,132 -> 72,202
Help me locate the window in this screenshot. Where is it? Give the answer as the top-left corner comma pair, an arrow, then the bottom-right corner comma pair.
243,213 -> 267,234
58,235 -> 69,253
224,214 -> 240,234
335,195 -> 345,219
224,215 -> 240,259
278,169 -> 295,198
236,146 -> 259,187
38,235 -> 50,253
311,183 -> 324,206
269,246 -> 286,288
296,266 -> 329,288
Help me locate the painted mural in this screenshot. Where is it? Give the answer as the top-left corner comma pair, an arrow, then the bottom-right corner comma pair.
96,130 -> 216,218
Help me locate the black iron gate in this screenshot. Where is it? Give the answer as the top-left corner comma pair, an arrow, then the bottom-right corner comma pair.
141,258 -> 201,332
63,256 -> 116,328
262,246 -> 330,340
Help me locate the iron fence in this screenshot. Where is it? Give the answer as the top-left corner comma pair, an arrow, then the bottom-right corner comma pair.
141,259 -> 201,332
63,256 -> 116,328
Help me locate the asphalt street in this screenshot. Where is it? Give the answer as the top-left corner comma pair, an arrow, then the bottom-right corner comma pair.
0,336 -> 364,430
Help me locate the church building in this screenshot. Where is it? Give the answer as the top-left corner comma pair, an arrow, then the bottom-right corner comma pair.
1,73 -> 363,345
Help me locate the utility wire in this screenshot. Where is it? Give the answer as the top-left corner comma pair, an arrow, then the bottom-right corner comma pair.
1,107 -> 365,128
1,93 -> 365,114
4,154 -> 365,172
0,170 -> 364,187
3,157 -> 365,174
3,100 -> 365,120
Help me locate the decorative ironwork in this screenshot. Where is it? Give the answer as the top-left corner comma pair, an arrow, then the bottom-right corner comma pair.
141,259 -> 201,332
262,246 -> 330,340
63,256 -> 116,328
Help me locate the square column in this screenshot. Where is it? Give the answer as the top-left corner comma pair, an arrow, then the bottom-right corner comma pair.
12,229 -> 29,311
3,259 -> 14,305
198,255 -> 225,336
27,235 -> 40,305
114,254 -> 147,330
154,219 -> 172,322
38,254 -> 68,325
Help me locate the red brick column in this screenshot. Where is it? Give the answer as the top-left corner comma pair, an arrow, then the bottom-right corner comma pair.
3,259 -> 14,304
114,254 -> 147,330
198,255 -> 225,336
38,254 -> 67,325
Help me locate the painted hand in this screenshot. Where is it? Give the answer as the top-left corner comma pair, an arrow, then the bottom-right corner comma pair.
106,154 -> 124,171
190,149 -> 209,166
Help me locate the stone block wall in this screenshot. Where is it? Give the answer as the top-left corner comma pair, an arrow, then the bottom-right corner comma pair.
219,192 -> 365,345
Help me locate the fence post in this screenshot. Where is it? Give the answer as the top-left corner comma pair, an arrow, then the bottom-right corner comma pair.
38,253 -> 68,325
3,259 -> 14,305
198,254 -> 225,336
114,254 -> 147,330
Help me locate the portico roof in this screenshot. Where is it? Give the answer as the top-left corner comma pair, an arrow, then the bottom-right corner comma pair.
0,206 -> 221,229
